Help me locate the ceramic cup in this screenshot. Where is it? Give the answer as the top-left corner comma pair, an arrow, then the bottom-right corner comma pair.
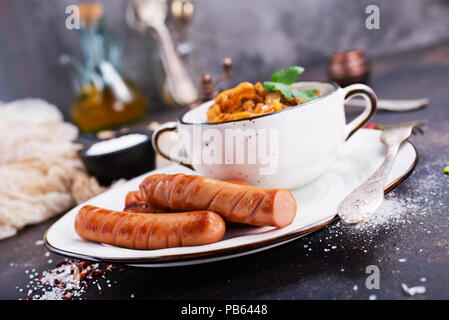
153,81 -> 377,189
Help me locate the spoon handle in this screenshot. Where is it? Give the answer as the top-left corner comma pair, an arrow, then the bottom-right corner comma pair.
155,24 -> 198,105
346,98 -> 428,111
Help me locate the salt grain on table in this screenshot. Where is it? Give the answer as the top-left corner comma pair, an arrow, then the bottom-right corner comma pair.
401,283 -> 426,296
17,259 -> 115,300
351,159 -> 448,233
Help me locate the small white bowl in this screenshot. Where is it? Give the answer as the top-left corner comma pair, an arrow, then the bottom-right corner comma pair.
153,81 -> 377,189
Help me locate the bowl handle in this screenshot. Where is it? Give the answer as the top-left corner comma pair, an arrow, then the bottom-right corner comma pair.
342,84 -> 378,140
152,121 -> 193,169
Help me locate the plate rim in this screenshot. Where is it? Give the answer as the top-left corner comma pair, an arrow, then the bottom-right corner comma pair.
44,142 -> 418,265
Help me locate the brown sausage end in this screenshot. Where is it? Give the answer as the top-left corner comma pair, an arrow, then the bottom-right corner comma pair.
272,190 -> 297,228
204,211 -> 226,244
182,211 -> 226,246
125,191 -> 143,206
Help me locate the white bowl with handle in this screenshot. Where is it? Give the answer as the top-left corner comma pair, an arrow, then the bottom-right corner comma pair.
153,81 -> 377,189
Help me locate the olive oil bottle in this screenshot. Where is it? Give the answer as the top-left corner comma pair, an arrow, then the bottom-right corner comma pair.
62,2 -> 147,132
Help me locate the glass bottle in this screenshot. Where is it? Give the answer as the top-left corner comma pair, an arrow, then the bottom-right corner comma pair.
62,2 -> 148,132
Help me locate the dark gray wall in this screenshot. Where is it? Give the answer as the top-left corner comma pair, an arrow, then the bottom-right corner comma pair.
1,0 -> 448,117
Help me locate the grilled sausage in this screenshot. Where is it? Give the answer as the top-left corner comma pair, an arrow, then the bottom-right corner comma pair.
139,174 -> 297,228
123,203 -> 164,213
74,205 -> 226,249
124,179 -> 252,213
124,191 -> 167,213
223,179 -> 253,186
125,190 -> 144,206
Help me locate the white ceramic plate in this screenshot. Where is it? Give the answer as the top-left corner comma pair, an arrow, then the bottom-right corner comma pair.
45,129 -> 418,267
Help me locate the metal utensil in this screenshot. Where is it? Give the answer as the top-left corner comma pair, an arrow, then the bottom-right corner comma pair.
171,0 -> 194,25
170,0 -> 194,57
337,120 -> 427,225
128,0 -> 198,106
346,98 -> 429,112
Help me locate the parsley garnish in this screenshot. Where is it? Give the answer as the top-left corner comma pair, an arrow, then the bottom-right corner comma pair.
263,66 -> 318,101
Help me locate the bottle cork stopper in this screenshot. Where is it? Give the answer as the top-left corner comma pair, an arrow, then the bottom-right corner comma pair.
77,2 -> 104,26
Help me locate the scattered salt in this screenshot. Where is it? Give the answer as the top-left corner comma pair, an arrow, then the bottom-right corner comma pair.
17,259 -> 116,300
351,158 -> 448,232
86,134 -> 148,156
401,283 -> 426,296
354,198 -> 415,232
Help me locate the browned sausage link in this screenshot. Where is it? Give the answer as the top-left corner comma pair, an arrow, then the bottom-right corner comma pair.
139,174 -> 297,228
124,203 -> 168,213
224,179 -> 253,186
125,191 -> 144,206
74,205 -> 226,249
124,180 -> 252,214
124,191 -> 168,213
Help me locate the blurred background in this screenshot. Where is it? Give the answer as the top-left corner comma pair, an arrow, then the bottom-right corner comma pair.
1,0 -> 448,119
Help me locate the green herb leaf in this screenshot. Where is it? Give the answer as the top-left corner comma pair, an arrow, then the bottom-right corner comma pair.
271,66 -> 305,85
264,82 -> 319,102
291,89 -> 319,101
263,82 -> 294,100
264,66 -> 320,102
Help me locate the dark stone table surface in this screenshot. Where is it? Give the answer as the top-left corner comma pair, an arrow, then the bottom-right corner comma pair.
1,43 -> 448,300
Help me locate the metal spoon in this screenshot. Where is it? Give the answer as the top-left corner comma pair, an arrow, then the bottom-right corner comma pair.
337,120 -> 427,225
129,0 -> 198,106
346,98 -> 429,112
